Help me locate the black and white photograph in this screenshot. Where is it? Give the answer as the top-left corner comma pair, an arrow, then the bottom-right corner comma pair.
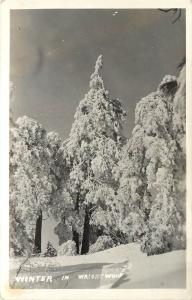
0,1 -> 191,298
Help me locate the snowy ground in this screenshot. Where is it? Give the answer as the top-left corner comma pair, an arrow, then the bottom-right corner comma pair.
9,243 -> 186,289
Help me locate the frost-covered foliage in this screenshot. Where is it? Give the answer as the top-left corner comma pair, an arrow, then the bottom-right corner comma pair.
60,55 -> 126,252
117,71 -> 186,255
64,54 -> 126,199
89,236 -> 114,254
57,240 -> 77,256
115,116 -> 151,241
9,202 -> 34,256
9,57 -> 186,258
142,70 -> 186,255
43,241 -> 57,257
9,116 -> 62,255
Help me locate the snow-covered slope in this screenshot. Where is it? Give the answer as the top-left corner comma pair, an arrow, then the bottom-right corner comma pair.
10,243 -> 186,288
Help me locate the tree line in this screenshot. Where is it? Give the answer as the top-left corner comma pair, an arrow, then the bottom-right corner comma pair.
9,56 -> 186,256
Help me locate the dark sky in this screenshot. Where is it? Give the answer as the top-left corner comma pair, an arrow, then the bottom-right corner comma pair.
10,9 -> 185,140
10,9 -> 185,250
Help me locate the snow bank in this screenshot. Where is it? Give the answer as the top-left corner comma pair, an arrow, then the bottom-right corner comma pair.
10,243 -> 186,288
10,243 -> 139,270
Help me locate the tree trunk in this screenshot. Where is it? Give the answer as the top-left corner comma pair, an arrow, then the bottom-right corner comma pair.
34,209 -> 42,254
73,230 -> 79,254
81,207 -> 90,255
72,193 -> 80,254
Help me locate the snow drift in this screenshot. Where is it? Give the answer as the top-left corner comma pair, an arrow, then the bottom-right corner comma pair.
9,243 -> 186,289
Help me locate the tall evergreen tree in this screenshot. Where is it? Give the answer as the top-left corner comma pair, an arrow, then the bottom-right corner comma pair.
62,55 -> 126,254
141,74 -> 185,254
117,73 -> 185,254
9,116 -> 61,255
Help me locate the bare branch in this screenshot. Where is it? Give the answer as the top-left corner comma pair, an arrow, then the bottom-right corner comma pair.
159,9 -> 173,13
158,8 -> 182,24
172,9 -> 181,24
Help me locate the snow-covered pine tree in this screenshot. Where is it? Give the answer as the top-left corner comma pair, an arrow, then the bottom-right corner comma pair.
43,241 -> 57,257
137,74 -> 185,254
62,55 -> 126,254
9,116 -> 61,255
117,73 -> 185,255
